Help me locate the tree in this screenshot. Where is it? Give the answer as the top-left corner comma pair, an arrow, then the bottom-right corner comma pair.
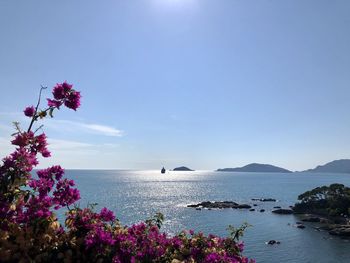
294,184 -> 350,217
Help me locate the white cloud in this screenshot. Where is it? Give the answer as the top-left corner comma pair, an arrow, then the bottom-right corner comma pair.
0,112 -> 124,137
81,124 -> 123,137
46,119 -> 124,137
0,112 -> 124,168
0,136 -> 122,168
48,138 -> 93,150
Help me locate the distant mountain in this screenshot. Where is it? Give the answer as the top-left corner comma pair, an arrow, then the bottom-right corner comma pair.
217,163 -> 292,173
304,159 -> 350,174
173,166 -> 194,171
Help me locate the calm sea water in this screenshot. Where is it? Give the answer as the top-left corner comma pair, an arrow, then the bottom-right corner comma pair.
64,170 -> 350,263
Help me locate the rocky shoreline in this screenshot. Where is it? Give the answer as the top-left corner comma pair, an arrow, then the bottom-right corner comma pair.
297,214 -> 350,237
187,200 -> 350,238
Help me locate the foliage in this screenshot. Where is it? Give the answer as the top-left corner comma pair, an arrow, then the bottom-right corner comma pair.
0,82 -> 254,262
294,183 -> 350,217
227,222 -> 251,242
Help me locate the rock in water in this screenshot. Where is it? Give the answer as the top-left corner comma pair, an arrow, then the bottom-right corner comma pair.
187,201 -> 251,209
251,198 -> 277,202
272,209 -> 294,215
266,240 -> 281,245
329,226 -> 350,237
301,217 -> 321,222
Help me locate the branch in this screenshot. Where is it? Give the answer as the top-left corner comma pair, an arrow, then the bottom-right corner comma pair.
33,125 -> 44,134
27,86 -> 47,132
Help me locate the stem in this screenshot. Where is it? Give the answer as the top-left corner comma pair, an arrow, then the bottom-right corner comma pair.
27,86 -> 47,132
33,125 -> 44,134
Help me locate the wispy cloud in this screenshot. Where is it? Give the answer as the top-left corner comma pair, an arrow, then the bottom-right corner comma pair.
0,112 -> 124,137
48,138 -> 119,151
81,123 -> 123,137
45,119 -> 124,137
0,136 -> 121,166
0,137 -> 95,158
48,138 -> 93,150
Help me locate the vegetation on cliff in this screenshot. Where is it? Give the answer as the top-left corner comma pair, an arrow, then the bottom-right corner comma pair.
294,183 -> 350,217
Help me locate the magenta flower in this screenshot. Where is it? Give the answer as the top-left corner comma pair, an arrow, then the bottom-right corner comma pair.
238,241 -> 245,252
205,252 -> 221,262
47,98 -> 62,108
37,165 -> 65,180
64,90 -> 81,110
85,226 -> 116,252
52,178 -> 80,208
11,132 -> 32,147
62,81 -> 73,92
41,149 -> 51,157
47,82 -> 81,111
100,207 -> 116,222
52,82 -> 67,100
23,106 -> 35,117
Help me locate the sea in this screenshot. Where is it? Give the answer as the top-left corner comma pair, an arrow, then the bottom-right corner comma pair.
63,170 -> 350,263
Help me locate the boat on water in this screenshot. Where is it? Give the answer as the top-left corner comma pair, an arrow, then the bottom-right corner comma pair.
161,167 -> 166,174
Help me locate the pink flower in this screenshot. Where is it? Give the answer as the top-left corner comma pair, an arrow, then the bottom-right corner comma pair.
204,252 -> 221,262
52,83 -> 67,100
11,132 -> 32,147
52,178 -> 80,208
47,98 -> 62,108
23,106 -> 35,117
62,81 -> 73,92
100,207 -> 115,222
64,90 -> 81,111
41,149 -> 51,157
238,241 -> 245,252
47,82 -> 81,111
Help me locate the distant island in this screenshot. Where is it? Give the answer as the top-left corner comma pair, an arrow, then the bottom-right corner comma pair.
217,163 -> 292,173
303,159 -> 350,174
173,166 -> 194,171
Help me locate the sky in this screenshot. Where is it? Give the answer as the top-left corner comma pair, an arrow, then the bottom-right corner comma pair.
0,0 -> 350,171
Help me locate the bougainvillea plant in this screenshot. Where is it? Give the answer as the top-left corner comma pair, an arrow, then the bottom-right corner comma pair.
0,82 -> 254,263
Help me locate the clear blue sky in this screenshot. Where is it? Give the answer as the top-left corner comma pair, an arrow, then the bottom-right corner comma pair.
0,0 -> 349,171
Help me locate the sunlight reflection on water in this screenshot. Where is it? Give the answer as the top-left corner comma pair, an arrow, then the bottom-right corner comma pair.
65,170 -> 350,263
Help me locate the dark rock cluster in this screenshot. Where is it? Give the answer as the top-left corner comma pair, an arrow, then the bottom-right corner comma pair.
187,201 -> 251,209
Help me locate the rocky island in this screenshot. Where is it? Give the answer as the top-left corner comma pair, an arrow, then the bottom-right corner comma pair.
303,159 -> 350,174
173,166 -> 194,171
217,163 -> 292,173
